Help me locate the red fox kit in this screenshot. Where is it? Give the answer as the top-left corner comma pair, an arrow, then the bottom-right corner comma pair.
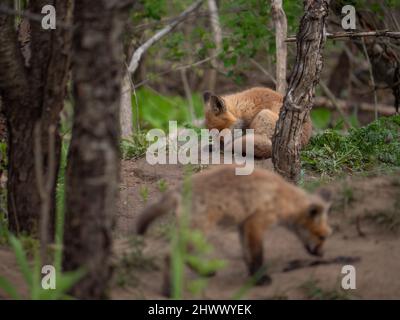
203,87 -> 313,158
136,165 -> 332,294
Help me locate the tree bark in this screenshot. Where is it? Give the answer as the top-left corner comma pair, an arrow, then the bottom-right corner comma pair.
63,0 -> 131,299
207,0 -> 222,92
120,72 -> 134,138
0,0 -> 72,235
271,0 -> 288,95
272,0 -> 329,183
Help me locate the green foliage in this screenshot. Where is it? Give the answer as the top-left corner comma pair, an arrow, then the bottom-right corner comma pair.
0,234 -> 84,300
300,278 -> 351,300
132,0 -> 167,21
139,185 -> 149,203
120,133 -> 150,160
115,236 -> 158,288
0,139 -> 84,300
157,179 -> 168,193
0,141 -> 7,170
134,88 -> 204,130
302,116 -> 400,175
311,109 -> 332,130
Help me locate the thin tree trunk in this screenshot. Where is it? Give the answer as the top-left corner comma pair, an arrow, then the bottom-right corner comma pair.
120,72 -> 133,138
272,0 -> 329,183
63,0 -> 131,299
180,68 -> 195,121
271,0 -> 288,95
207,0 -> 222,92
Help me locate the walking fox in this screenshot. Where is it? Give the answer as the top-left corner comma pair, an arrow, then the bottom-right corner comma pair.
203,87 -> 313,158
136,165 -> 332,295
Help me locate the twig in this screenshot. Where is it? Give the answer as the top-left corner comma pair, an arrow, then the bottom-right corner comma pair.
314,96 -> 395,116
319,82 -> 352,128
249,59 -> 276,85
128,0 -> 205,74
286,30 -> 400,42
133,54 -> 218,89
361,38 -> 379,120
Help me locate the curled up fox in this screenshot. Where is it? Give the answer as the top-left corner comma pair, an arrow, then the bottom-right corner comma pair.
136,165 -> 332,296
203,87 -> 313,158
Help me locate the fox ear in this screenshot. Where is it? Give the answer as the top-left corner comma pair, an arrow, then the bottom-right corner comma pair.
210,95 -> 226,115
203,91 -> 226,114
316,188 -> 332,203
203,91 -> 213,103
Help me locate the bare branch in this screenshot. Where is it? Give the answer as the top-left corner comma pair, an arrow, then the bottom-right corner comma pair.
128,0 -> 205,74
314,96 -> 395,116
249,58 -> 276,85
286,30 -> 400,42
319,81 -> 352,128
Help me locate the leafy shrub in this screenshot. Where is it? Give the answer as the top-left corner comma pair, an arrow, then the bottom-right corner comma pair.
302,116 -> 400,175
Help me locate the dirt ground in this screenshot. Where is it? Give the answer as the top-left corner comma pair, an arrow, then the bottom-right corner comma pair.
111,158 -> 400,300
1,158 -> 400,300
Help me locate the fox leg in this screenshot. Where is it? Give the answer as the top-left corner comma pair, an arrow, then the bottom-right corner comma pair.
162,254 -> 172,297
235,109 -> 278,159
239,214 -> 272,285
226,131 -> 273,158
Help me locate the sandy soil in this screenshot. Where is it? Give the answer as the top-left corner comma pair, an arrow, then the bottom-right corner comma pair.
1,158 -> 400,300
111,159 -> 400,300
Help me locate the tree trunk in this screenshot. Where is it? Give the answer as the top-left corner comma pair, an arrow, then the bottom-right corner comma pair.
120,72 -> 133,138
63,0 -> 130,299
272,0 -> 329,183
0,0 -> 72,235
271,0 -> 288,95
207,0 -> 222,92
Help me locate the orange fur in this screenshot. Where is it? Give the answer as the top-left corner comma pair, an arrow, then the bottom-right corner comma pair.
203,87 -> 313,158
136,165 -> 332,295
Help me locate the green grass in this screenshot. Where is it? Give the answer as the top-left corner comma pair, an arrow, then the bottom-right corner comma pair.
134,88 -> 204,131
120,132 -> 150,160
300,278 -> 351,300
302,115 -> 400,175
170,166 -> 226,299
0,139 -> 84,300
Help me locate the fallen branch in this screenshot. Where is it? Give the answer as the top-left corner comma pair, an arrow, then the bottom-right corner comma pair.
286,30 -> 400,42
314,96 -> 395,116
283,256 -> 361,272
128,0 -> 205,74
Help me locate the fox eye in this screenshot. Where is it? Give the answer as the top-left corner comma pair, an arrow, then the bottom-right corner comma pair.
309,205 -> 321,218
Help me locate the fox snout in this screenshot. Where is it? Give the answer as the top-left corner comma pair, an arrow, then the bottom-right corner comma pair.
305,242 -> 325,257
